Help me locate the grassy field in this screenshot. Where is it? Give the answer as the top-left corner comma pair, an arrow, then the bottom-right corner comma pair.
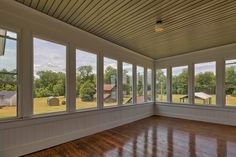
1,95 -> 236,118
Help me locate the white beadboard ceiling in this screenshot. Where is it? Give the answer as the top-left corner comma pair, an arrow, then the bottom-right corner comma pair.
16,0 -> 236,59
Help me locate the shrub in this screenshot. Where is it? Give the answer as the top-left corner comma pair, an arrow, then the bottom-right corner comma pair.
80,81 -> 96,102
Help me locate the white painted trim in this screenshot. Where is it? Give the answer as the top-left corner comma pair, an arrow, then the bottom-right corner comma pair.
67,43 -> 76,112
155,103 -> 236,126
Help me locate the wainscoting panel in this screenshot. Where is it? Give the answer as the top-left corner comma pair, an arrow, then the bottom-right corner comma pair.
0,103 -> 153,157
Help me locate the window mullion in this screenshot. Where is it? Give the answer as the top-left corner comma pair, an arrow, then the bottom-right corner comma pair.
19,29 -> 33,118
66,43 -> 76,113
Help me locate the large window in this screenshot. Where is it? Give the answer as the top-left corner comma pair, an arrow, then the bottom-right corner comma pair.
76,49 -> 97,110
172,66 -> 188,103
104,57 -> 117,107
122,62 -> 133,105
225,59 -> 236,106
194,62 -> 216,105
0,28 -> 17,119
147,68 -> 152,102
156,69 -> 167,102
137,66 -> 144,103
33,38 -> 66,114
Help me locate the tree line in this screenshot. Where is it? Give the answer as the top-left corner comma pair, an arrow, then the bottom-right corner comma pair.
156,66 -> 236,96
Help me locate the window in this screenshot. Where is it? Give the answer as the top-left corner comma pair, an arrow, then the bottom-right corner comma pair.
194,62 -> 216,105
104,57 -> 117,107
147,68 -> 152,102
225,59 -> 236,106
0,28 -> 17,119
76,49 -> 97,110
33,38 -> 66,114
137,66 -> 144,103
122,62 -> 133,104
156,69 -> 167,102
172,66 -> 188,103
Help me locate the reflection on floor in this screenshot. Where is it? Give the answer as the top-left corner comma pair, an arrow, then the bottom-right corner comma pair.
23,116 -> 236,157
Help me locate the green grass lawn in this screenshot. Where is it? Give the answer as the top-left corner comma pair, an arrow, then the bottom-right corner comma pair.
1,95 -> 236,118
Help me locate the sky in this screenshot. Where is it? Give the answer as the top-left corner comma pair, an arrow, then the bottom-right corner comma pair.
195,62 -> 216,74
172,66 -> 188,76
0,39 -> 17,72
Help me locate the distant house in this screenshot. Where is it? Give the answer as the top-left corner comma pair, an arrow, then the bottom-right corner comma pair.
0,91 -> 17,107
103,84 -> 117,103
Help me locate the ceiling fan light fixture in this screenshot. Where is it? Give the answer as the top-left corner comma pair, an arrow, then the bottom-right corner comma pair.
155,20 -> 164,32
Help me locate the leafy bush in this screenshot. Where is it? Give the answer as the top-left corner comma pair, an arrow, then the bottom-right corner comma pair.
80,81 -> 96,101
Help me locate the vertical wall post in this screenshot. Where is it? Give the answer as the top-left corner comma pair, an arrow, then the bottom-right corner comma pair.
118,60 -> 123,105
97,51 -> 104,108
167,66 -> 172,102
18,29 -> 33,118
66,43 -> 76,113
188,63 -> 194,104
153,62 -> 156,103
144,67 -> 147,102
133,65 -> 137,104
216,59 -> 225,107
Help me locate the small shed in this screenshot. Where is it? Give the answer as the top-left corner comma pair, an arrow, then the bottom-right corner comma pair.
180,92 -> 212,104
47,96 -> 59,106
0,91 -> 17,107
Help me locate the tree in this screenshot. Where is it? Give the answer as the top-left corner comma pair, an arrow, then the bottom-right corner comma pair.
80,80 -> 96,101
225,66 -> 236,95
76,65 -> 96,97
195,72 -> 215,94
104,66 -> 117,84
156,69 -> 167,94
123,69 -> 132,95
172,68 -> 188,94
34,70 -> 65,98
0,69 -> 17,91
137,72 -> 144,96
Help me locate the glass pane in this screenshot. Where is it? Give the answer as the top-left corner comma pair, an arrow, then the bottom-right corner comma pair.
0,74 -> 17,118
33,38 -> 66,114
225,59 -> 236,106
137,66 -> 144,103
122,62 -> 133,104
194,62 -> 216,105
76,50 -> 97,110
0,38 -> 17,72
147,69 -> 152,102
104,57 -> 117,107
172,66 -> 188,103
0,28 -> 17,119
156,69 -> 167,102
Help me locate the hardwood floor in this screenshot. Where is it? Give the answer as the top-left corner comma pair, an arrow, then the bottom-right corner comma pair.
23,116 -> 236,157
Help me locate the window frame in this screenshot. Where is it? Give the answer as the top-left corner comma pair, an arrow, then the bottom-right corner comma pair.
75,48 -> 98,110
171,65 -> 189,104
122,62 -> 133,105
136,65 -> 144,104
147,68 -> 153,102
156,68 -> 168,103
193,61 -> 217,106
32,35 -> 68,116
0,27 -> 19,120
103,56 -> 119,107
224,58 -> 236,107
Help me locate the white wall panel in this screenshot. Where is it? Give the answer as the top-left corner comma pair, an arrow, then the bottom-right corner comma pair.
0,104 -> 153,157
155,103 -> 236,126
